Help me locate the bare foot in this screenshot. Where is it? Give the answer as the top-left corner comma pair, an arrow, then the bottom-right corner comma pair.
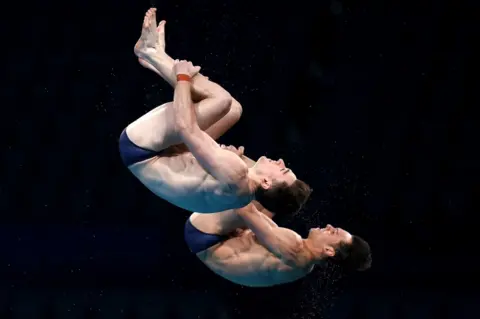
135,17 -> 209,82
134,8 -> 160,59
138,19 -> 167,72
156,20 -> 166,52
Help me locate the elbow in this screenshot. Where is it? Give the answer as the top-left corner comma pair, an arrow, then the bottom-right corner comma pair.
174,117 -> 189,132
175,118 -> 197,135
235,203 -> 255,216
175,121 -> 198,135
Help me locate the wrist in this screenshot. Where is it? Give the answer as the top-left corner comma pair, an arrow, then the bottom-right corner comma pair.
176,74 -> 191,82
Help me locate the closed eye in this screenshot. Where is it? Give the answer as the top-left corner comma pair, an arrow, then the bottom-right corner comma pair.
282,169 -> 290,175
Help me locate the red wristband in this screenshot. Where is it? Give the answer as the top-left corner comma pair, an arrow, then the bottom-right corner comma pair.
176,74 -> 191,82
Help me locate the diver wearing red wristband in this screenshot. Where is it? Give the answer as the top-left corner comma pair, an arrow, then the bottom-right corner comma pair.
176,74 -> 191,82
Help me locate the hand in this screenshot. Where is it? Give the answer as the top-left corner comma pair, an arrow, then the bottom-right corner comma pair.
220,144 -> 245,156
173,59 -> 201,77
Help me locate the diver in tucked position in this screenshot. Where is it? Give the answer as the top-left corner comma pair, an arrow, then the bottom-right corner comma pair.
122,8 -> 371,287
184,156 -> 371,287
119,8 -> 311,214
186,192 -> 371,287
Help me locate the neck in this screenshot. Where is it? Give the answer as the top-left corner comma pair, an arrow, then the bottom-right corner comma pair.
302,238 -> 325,265
246,168 -> 261,199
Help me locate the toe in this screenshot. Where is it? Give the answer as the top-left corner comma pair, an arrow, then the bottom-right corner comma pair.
157,20 -> 166,32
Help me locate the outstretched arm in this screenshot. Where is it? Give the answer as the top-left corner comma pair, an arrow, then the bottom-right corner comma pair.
173,62 -> 248,186
236,203 -> 304,265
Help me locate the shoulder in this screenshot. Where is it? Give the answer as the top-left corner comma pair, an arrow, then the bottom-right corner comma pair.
281,227 -> 303,244
275,229 -> 306,265
284,233 -> 317,269
227,163 -> 250,192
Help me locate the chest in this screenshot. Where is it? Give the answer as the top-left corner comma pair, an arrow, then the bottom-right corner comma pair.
139,153 -> 240,212
145,151 -> 222,195
202,232 -> 309,287
211,231 -> 283,270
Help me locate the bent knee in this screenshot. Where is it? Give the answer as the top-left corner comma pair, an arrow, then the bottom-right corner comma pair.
229,98 -> 243,123
218,92 -> 233,115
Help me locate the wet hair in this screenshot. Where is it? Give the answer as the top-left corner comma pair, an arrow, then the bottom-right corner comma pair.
255,180 -> 312,216
332,235 -> 372,272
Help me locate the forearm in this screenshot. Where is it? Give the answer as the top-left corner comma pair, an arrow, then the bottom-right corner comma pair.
237,205 -> 301,263
151,51 -> 229,101
173,81 -> 197,131
236,204 -> 278,232
147,51 -> 211,96
236,207 -> 284,255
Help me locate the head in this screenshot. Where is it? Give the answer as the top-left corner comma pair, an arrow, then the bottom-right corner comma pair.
306,225 -> 372,272
251,156 -> 312,215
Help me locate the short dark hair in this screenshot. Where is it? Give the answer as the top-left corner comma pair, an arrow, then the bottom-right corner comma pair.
255,180 -> 312,216
332,235 -> 372,272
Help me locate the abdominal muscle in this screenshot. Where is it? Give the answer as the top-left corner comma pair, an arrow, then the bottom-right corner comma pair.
129,149 -> 244,213
198,231 -> 308,287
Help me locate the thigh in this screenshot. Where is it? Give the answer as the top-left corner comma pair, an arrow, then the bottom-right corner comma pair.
125,102 -> 177,152
125,94 -> 233,153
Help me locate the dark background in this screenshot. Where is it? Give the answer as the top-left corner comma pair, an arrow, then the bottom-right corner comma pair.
1,0 -> 478,318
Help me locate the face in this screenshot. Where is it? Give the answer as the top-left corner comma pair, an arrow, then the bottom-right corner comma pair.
307,224 -> 352,257
253,156 -> 297,188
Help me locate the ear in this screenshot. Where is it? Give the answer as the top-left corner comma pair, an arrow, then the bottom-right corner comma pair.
260,177 -> 272,190
324,245 -> 336,257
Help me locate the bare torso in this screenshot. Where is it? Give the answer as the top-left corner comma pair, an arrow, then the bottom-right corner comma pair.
128,147 -> 252,213
197,229 -> 313,287
190,212 -> 313,287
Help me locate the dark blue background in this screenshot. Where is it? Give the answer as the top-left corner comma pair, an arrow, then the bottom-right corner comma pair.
1,0 -> 477,318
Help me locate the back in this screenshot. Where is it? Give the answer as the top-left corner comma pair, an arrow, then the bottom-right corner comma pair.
197,230 -> 313,287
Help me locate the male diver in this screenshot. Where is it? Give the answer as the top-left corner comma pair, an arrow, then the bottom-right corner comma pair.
121,8 -> 371,287
185,153 -> 371,287
119,8 -> 311,214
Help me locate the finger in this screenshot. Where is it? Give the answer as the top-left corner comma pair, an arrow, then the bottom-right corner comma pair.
238,146 -> 245,155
